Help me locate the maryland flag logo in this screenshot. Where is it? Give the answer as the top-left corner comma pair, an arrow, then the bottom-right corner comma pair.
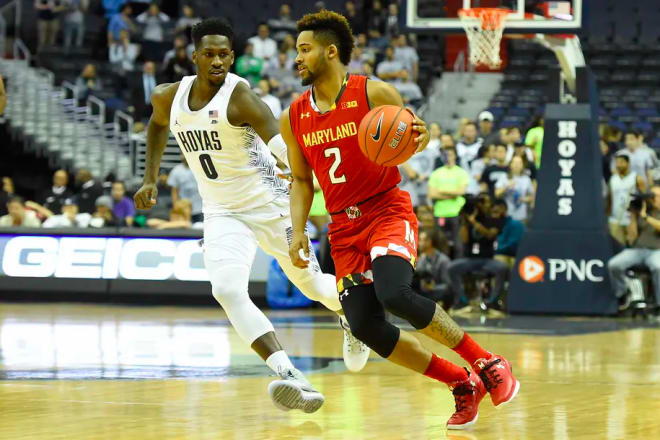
337,270 -> 374,293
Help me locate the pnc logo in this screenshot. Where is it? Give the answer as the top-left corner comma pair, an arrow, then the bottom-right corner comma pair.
519,255 -> 545,283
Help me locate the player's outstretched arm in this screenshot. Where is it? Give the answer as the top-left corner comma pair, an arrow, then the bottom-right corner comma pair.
227,82 -> 290,168
134,82 -> 179,210
366,79 -> 430,152
280,107 -> 314,269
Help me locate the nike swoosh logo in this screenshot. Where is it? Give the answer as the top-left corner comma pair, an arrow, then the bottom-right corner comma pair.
371,113 -> 384,142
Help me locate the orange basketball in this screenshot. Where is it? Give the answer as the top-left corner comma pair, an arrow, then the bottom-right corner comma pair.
357,105 -> 417,167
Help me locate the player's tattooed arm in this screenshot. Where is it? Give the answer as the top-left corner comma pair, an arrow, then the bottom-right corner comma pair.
280,107 -> 314,269
366,79 -> 430,152
420,304 -> 465,348
134,82 -> 179,210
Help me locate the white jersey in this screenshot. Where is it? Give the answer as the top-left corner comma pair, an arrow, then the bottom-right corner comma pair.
169,73 -> 288,215
608,171 -> 638,226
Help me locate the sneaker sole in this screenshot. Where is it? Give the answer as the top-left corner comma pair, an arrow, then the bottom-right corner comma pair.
447,412 -> 478,430
343,348 -> 370,372
494,379 -> 520,408
268,380 -> 325,413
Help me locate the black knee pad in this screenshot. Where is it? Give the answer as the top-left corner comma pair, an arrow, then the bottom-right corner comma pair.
372,255 -> 436,329
339,284 -> 400,358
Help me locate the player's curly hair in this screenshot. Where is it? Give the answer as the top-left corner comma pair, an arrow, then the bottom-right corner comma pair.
191,17 -> 234,48
297,10 -> 354,65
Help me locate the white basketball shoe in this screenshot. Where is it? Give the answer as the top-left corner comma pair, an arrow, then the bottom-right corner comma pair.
339,316 -> 370,372
268,367 -> 325,413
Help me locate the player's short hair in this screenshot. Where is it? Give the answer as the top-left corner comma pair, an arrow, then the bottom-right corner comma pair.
191,18 -> 234,48
297,10 -> 354,65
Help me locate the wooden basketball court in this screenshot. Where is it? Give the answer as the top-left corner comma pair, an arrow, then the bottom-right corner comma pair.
0,303 -> 658,439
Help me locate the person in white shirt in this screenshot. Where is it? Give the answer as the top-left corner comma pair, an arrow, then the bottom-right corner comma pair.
256,79 -> 282,119
248,23 -> 278,60
42,198 -> 92,228
393,34 -> 419,81
456,121 -> 483,170
391,70 -> 422,106
623,130 -> 659,187
109,29 -> 139,75
607,152 -> 646,244
0,196 -> 42,227
136,2 -> 170,43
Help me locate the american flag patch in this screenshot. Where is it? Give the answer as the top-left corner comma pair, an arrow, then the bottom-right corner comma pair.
209,110 -> 218,124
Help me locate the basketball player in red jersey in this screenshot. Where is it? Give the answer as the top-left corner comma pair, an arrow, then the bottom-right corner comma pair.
281,11 -> 519,429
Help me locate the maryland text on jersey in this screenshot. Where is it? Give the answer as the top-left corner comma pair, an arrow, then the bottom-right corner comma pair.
301,122 -> 358,148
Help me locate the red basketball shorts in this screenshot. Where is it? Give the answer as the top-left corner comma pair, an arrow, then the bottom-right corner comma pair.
327,188 -> 418,293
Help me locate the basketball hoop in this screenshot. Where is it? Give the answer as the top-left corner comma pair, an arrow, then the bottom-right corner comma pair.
458,8 -> 512,68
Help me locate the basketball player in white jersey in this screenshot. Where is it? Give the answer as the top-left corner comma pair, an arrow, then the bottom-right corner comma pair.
133,18 -> 369,413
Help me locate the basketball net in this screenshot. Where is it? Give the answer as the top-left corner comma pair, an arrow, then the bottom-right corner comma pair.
458,8 -> 511,68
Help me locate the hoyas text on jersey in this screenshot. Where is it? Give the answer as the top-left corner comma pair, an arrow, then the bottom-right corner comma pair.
175,130 -> 222,152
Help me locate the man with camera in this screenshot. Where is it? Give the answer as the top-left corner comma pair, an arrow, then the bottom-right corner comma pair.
607,185 -> 660,315
447,193 -> 509,315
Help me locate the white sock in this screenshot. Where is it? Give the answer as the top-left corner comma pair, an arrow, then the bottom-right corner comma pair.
265,350 -> 295,374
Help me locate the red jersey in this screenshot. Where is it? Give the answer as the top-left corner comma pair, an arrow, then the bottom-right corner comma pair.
289,74 -> 401,214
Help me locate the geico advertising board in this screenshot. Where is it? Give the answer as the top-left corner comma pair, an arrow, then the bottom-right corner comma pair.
0,235 -> 208,281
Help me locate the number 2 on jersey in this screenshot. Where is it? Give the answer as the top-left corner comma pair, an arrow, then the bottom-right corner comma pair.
199,154 -> 219,179
324,147 -> 346,184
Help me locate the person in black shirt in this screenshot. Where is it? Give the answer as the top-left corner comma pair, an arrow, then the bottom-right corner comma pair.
447,193 -> 509,313
39,169 -> 73,215
480,143 -> 509,196
74,169 -> 104,214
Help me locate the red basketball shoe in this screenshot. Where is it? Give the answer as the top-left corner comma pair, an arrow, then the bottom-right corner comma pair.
446,368 -> 486,430
474,355 -> 520,407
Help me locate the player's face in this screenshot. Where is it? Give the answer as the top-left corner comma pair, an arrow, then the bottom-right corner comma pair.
296,31 -> 328,86
193,35 -> 234,86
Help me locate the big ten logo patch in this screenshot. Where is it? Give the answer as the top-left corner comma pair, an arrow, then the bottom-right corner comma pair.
341,100 -> 358,109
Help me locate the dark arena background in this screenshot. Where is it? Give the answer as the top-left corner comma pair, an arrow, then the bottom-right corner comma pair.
0,0 -> 659,439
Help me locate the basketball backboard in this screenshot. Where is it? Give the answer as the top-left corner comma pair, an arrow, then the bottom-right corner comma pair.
406,0 -> 583,34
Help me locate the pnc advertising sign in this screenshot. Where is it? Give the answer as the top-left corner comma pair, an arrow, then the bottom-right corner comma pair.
518,255 -> 605,284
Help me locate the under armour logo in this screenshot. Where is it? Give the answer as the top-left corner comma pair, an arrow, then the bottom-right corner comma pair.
301,112 -> 311,119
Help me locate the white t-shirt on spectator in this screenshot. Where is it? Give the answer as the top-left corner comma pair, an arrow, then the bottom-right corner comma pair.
0,211 -> 42,227
394,46 -> 419,76
376,59 -> 404,80
495,174 -> 535,222
136,11 -> 170,42
168,164 -> 203,216
505,145 -> 534,163
627,146 -> 659,186
261,94 -> 282,119
109,42 -> 139,73
42,213 -> 92,228
391,80 -> 422,102
456,138 -> 483,169
248,36 -> 277,60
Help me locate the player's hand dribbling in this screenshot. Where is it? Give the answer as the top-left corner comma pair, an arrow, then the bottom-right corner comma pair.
134,183 -> 158,210
289,232 -> 310,269
407,108 -> 430,153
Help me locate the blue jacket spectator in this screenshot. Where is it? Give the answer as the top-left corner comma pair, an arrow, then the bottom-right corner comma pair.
493,199 -> 525,268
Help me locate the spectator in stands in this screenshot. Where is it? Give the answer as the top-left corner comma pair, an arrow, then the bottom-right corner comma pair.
478,111 -> 496,144
62,0 -> 88,49
391,70 -> 422,107
384,2 -> 401,38
136,2 -> 170,43
107,4 -> 136,44
36,0 -> 65,50
162,35 -> 191,67
89,195 -> 118,227
414,228 -> 451,303
466,144 -> 494,195
362,61 -> 377,81
480,143 -> 509,196
75,63 -> 102,102
393,34 -> 419,82
42,198 -> 92,228
376,46 -> 406,83
492,199 -> 524,269
600,137 -> 614,183
448,193 -> 508,314
428,147 -> 469,257
130,61 -> 157,125
168,156 -> 203,223
456,121 -> 482,170
525,116 -> 544,168
495,156 -> 535,223
249,23 -> 277,60
2,177 -> 14,196
147,202 -> 192,229
366,0 -> 387,36
33,169 -> 73,217
162,45 -> 195,83
111,181 -> 135,226
503,126 -> 529,162
268,52 -> 295,96
607,152 -> 646,244
355,33 -> 376,65
347,46 -> 365,74
0,196 -> 42,227
255,80 -> 282,119
236,42 -> 263,87
268,4 -> 296,42
109,29 -> 140,76
74,168 -> 104,214
623,130 -> 658,187
511,143 -> 538,185
400,123 -> 440,207
344,1 -> 365,35
426,122 -> 441,151
175,4 -> 200,37
608,185 -> 660,315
